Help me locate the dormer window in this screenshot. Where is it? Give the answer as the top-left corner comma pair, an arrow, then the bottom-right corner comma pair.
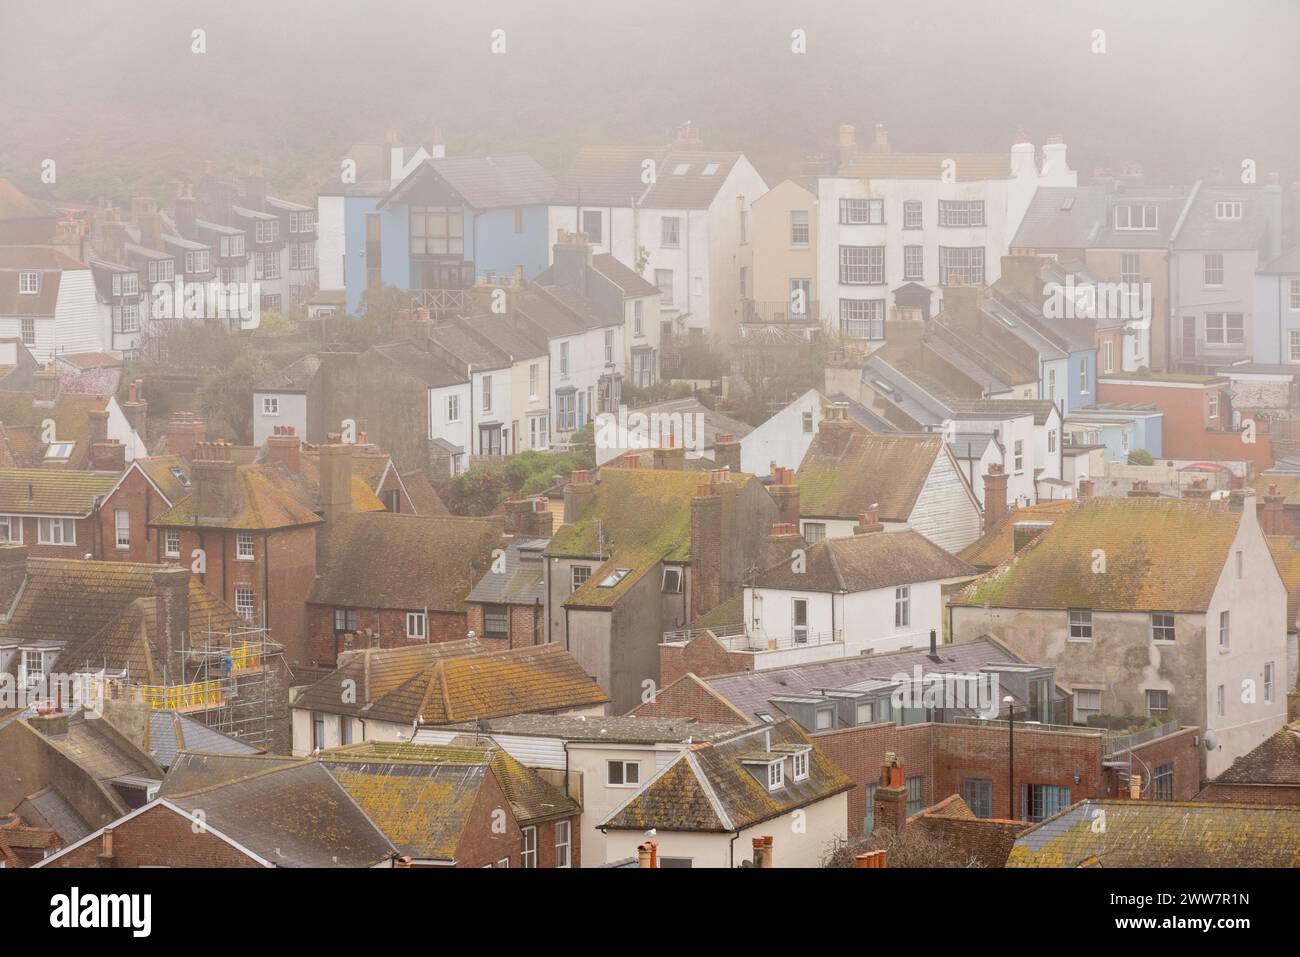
18,271 -> 39,294
792,749 -> 810,781
766,760 -> 784,790
1215,201 -> 1244,220
1113,204 -> 1158,230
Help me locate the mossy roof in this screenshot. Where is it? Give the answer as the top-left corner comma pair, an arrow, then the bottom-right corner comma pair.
953,497 -> 1242,613
0,468 -> 118,515
796,432 -> 942,521
957,500 -> 1075,569
151,465 -> 323,530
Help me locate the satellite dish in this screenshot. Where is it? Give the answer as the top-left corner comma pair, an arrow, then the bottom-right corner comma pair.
1203,729 -> 1219,751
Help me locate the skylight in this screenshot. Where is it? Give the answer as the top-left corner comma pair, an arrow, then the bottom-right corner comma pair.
701,163 -> 719,176
44,442 -> 75,460
673,164 -> 690,176
599,568 -> 631,587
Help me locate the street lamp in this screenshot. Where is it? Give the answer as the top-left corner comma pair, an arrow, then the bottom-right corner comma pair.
1004,695 -> 1016,820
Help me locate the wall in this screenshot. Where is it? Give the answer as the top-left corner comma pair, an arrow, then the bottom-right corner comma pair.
97,469 -> 169,563
305,604 -> 468,665
252,391 -> 307,447
740,388 -> 823,476
471,205 -> 550,283
42,804 -> 262,868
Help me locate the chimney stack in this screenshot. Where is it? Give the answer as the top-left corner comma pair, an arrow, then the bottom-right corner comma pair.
853,507 -> 883,535
32,364 -> 58,405
768,466 -> 801,529
982,464 -> 1009,532
552,230 -> 593,296
87,398 -> 110,449
751,835 -> 774,868
504,495 -> 553,537
816,403 -> 856,457
318,443 -> 353,525
122,379 -> 147,443
91,439 -> 126,473
690,482 -> 724,620
873,753 -> 909,835
174,183 -> 197,239
266,425 -> 302,474
563,470 -> 595,525
713,434 -> 741,474
651,439 -> 687,471
1127,479 -> 1160,499
152,565 -> 191,679
999,255 -> 1042,302
854,849 -> 888,868
165,412 -> 207,460
1262,483 -> 1285,535
1077,478 -> 1094,500
191,442 -> 239,521
637,840 -> 658,869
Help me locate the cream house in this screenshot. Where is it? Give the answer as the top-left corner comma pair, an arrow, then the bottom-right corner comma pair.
740,179 -> 819,331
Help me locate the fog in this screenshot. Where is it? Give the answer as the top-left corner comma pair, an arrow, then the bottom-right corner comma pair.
2,0 -> 1297,200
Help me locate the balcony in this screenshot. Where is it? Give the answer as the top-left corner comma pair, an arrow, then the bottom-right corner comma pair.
412,288 -> 472,317
742,298 -> 820,325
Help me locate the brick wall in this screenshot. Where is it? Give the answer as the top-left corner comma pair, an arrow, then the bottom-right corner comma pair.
1114,726 -> 1202,801
9,514 -> 100,559
909,814 -> 1031,867
1195,782 -> 1300,804
306,604 -> 468,666
97,469 -> 169,562
466,601 -> 544,650
43,804 -> 262,867
660,633 -> 752,687
632,674 -> 750,725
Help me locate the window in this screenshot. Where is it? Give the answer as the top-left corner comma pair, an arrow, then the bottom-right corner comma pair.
383,489 -> 401,512
581,210 -> 602,244
481,375 -> 492,413
1216,683 -> 1225,717
1120,252 -> 1140,285
1208,392 -> 1220,419
1047,368 -> 1056,399
1291,279 -> 1300,311
483,605 -> 508,638
937,200 -> 985,227
446,394 -> 461,423
1068,609 -> 1092,640
1113,204 -> 1158,230
938,246 -> 985,285
792,598 -> 808,642
1151,612 -> 1175,643
607,760 -> 640,787
235,585 -> 255,621
122,273 -> 139,296
796,522 -> 824,546
894,585 -> 910,628
792,750 -> 809,781
1102,340 -> 1114,374
253,249 -> 279,280
334,608 -> 357,633
521,826 -> 537,868
903,245 -> 924,281
632,300 -> 644,337
291,242 -> 315,270
1219,610 -> 1230,649
906,776 -> 924,816
155,260 -> 174,283
526,363 -> 539,400
1048,429 -> 1057,454
340,716 -> 353,746
115,509 -> 130,549
903,200 -> 923,229
236,532 -> 255,561
555,820 -> 571,868
18,271 -> 40,294
1204,253 -> 1224,287
1146,689 -> 1169,716
1020,784 -> 1070,823
255,219 -> 279,243
815,708 -> 833,730
571,565 -> 592,592
1013,439 -> 1024,472
839,198 -> 884,225
1152,763 -> 1174,800
406,611 -> 427,639
409,206 -> 464,256
555,391 -> 576,433
863,783 -> 878,833
1290,331 -> 1300,362
802,411 -> 814,434
604,329 -> 614,364
559,341 -> 570,377
165,530 -> 180,558
738,266 -> 748,299
790,210 -> 809,247
37,518 -> 75,545
1079,357 -> 1089,394
1205,313 -> 1244,344
0,515 -> 20,544
739,208 -> 749,243
839,245 -> 885,284
1264,661 -> 1275,703
21,318 -> 35,346
855,701 -> 874,725
113,304 -> 140,334
662,566 -> 683,593
655,269 -> 674,305
261,397 -> 279,416
963,779 -> 993,819
1073,689 -> 1102,723
1215,200 -> 1244,220
312,713 -> 325,751
661,216 -> 681,248
839,298 -> 885,340
766,760 -> 785,790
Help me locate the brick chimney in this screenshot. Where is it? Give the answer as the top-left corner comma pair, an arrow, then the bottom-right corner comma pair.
713,434 -> 741,473
651,439 -> 687,471
637,840 -> 658,869
552,229 -> 593,296
504,495 -> 553,537
942,284 -> 985,331
174,183 -> 197,239
318,443 -> 353,526
96,826 -> 115,868
751,835 -> 774,868
854,507 -> 883,535
854,849 -> 888,868
1262,484 -> 1285,535
563,470 -> 595,525
86,398 -> 110,450
1077,478 -> 1095,500
999,255 -> 1042,302
90,439 -> 126,472
0,544 -> 29,618
152,565 -> 191,680
983,464 -> 1009,532
1183,476 -> 1210,500
768,466 -> 801,529
873,754 -> 909,836
122,379 -> 147,443
816,403 -> 856,457
1127,479 -> 1160,499
266,425 -> 302,474
32,364 -> 58,405
765,522 -> 804,570
690,483 -> 723,620
191,442 -> 239,521
165,412 -> 207,460
132,196 -> 163,252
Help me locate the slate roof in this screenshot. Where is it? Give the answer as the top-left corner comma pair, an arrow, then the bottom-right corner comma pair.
593,254 -> 661,297
0,468 -> 118,515
0,391 -> 120,470
369,341 -> 467,388
1259,246 -> 1300,275
384,155 -> 557,210
433,713 -> 744,745
695,636 -> 1024,721
428,319 -> 512,371
258,353 -> 321,392
18,787 -> 90,845
162,756 -> 396,867
1174,185 -> 1270,251
554,145 -> 658,207
22,712 -> 158,788
754,529 -> 974,593
309,511 -> 504,611
1006,799 -> 1300,867
797,430 -> 942,522
1211,721 -> 1300,786
464,538 -> 547,606
458,315 -> 548,361
136,710 -> 260,769
839,152 -> 1009,181
641,152 -> 745,208
599,719 -> 851,833
1012,184 -> 1190,250
291,639 -> 486,716
958,501 -> 1075,570
953,497 -> 1242,613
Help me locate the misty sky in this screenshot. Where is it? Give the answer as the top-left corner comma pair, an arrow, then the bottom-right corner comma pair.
1,0 -> 1297,200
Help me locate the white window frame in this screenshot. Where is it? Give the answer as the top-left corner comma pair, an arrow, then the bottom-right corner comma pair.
446,394 -> 461,423
903,200 -> 923,229
1219,609 -> 1229,649
937,200 -> 986,227
165,529 -> 181,558
607,760 -> 640,787
1073,689 -> 1102,723
571,565 -> 591,592
839,245 -> 885,284
481,375 -> 492,414
790,210 -> 810,247
1204,253 -> 1224,287
766,760 -> 785,790
1068,608 -> 1092,641
114,509 -> 130,550
554,820 -> 571,868
18,271 -> 40,294
262,396 -> 279,416
521,826 -> 537,868
235,585 -> 255,621
406,611 -> 427,639
37,517 -> 76,546
903,245 -> 924,281
236,532 -> 256,561
1264,661 -> 1275,703
1113,204 -> 1158,230
661,216 -> 681,248
839,198 -> 884,225
792,749 -> 809,781
1146,689 -> 1169,715
894,585 -> 910,629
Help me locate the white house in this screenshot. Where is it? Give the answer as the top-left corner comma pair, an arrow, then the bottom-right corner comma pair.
0,247 -> 102,361
816,125 -> 1076,339
740,388 -> 827,476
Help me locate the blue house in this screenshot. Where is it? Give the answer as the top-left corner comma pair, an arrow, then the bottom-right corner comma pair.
1066,404 -> 1164,461
342,154 -> 557,314
976,289 -> 1096,413
1253,247 -> 1300,364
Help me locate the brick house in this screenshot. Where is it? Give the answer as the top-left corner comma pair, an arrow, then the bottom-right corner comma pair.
0,468 -> 117,557
1196,720 -> 1300,805
464,496 -> 554,651
96,455 -> 191,562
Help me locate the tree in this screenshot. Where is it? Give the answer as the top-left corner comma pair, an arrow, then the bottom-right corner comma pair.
198,347 -> 274,443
